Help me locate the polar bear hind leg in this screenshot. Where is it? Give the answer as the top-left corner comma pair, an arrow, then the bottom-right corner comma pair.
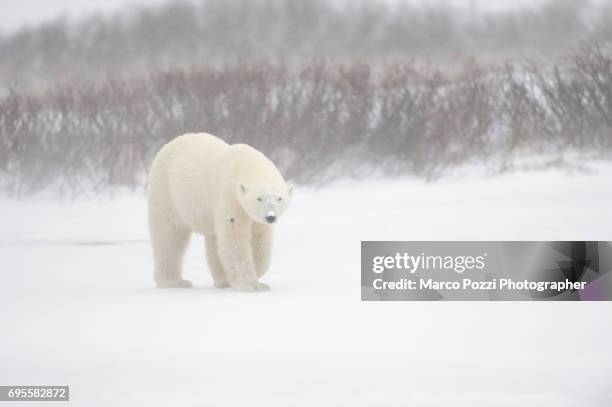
149,206 -> 193,288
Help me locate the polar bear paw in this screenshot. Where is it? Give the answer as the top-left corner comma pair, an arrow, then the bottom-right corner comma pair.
214,279 -> 230,289
157,279 -> 193,288
230,280 -> 270,292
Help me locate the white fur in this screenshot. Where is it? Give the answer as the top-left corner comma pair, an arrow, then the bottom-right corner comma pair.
147,133 -> 292,290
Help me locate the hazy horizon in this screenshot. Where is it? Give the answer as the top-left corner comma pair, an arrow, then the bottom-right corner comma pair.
0,0 -> 558,34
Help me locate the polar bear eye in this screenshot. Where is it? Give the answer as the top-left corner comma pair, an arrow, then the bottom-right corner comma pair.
257,197 -> 263,202
277,197 -> 282,202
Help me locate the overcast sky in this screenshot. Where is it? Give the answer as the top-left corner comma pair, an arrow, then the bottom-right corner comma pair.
0,0 -> 168,33
0,0 -> 561,35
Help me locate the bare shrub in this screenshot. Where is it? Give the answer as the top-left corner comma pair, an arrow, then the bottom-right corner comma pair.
0,46 -> 611,196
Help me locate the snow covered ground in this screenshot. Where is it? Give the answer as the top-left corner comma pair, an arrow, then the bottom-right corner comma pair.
1,164 -> 612,406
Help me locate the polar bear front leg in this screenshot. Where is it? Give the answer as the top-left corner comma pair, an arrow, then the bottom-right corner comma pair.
216,215 -> 269,291
204,235 -> 229,288
252,223 -> 273,278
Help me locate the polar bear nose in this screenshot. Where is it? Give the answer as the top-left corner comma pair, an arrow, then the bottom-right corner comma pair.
265,213 -> 277,224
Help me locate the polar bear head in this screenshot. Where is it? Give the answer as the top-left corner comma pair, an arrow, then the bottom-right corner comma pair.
237,183 -> 293,224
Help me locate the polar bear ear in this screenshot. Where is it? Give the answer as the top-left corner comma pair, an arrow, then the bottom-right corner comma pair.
239,184 -> 248,195
287,183 -> 294,196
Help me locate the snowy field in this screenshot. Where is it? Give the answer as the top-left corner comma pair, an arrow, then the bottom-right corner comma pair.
1,164 -> 612,406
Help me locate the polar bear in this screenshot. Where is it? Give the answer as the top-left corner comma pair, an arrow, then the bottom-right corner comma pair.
147,133 -> 292,291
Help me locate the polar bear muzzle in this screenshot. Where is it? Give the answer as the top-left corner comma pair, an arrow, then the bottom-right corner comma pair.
265,212 -> 277,224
